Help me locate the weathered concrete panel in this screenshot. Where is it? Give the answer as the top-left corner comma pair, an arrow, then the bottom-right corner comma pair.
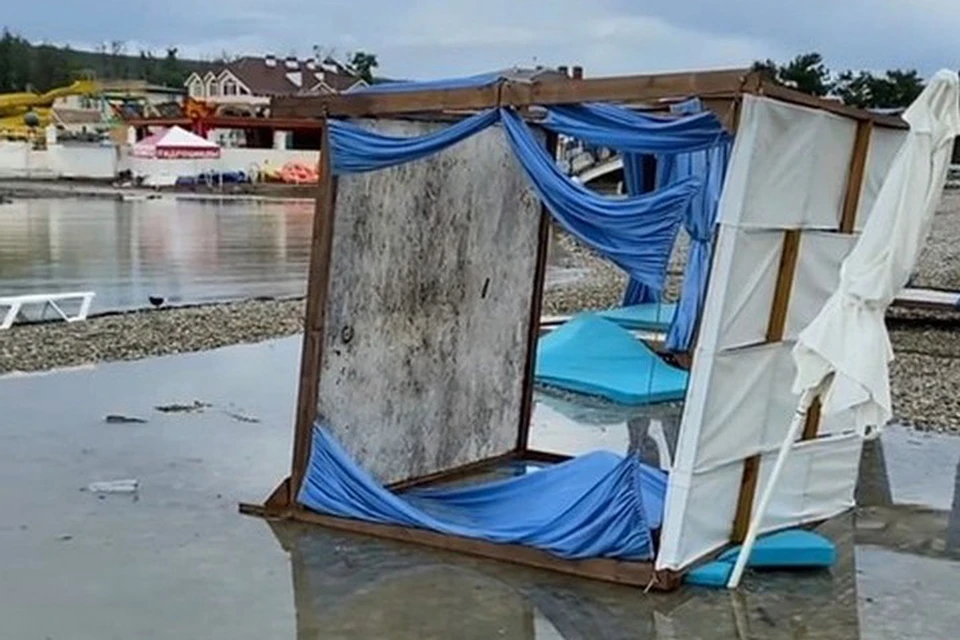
318,119 -> 542,484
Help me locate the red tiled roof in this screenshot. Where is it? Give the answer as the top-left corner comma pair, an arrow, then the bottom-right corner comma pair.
191,56 -> 361,97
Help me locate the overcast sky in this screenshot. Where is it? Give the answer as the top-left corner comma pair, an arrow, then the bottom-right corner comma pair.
5,1 -> 959,80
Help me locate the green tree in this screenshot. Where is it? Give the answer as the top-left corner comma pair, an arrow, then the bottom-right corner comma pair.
752,52 -> 832,96
159,47 -> 185,87
349,51 -> 379,83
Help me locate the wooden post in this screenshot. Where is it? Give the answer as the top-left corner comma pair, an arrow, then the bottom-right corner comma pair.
516,130 -> 560,453
803,118 -> 872,441
765,229 -> 802,342
290,116 -> 339,504
731,227 -> 802,541
731,454 -> 761,543
839,120 -> 873,233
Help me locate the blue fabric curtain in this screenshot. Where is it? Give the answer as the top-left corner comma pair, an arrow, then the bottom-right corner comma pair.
329,109 -> 500,174
327,107 -> 703,296
660,98 -> 732,351
499,109 -> 698,295
620,153 -> 659,304
298,423 -> 667,560
543,102 -> 730,307
543,103 -> 728,154
661,141 -> 731,350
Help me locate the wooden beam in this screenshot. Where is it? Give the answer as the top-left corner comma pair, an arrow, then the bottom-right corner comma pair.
255,507 -> 683,590
271,68 -> 752,118
840,120 -> 873,233
802,119 -> 873,441
801,398 -> 823,441
517,131 -> 559,454
765,230 -> 802,342
731,454 -> 761,543
754,81 -> 906,130
522,449 -> 574,464
290,118 -> 339,503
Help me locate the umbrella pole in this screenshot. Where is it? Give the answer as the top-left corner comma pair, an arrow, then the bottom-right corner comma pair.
726,388 -> 815,588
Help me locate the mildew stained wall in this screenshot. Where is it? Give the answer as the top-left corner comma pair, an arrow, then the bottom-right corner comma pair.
318,119 -> 542,484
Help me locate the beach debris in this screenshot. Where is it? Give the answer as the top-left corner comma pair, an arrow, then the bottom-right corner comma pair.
154,400 -> 211,414
223,410 -> 261,424
104,414 -> 147,424
85,479 -> 139,494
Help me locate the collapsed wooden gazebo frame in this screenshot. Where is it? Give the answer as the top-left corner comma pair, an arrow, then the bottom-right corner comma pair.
240,67 -> 905,590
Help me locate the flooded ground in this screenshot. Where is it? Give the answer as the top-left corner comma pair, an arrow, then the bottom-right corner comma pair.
0,336 -> 957,639
0,197 -> 594,314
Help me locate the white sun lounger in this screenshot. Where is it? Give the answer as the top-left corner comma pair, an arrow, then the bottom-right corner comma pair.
0,292 -> 95,330
893,287 -> 960,312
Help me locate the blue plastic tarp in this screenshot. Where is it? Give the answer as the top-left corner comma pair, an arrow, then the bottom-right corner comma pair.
298,424 -> 667,560
536,315 -> 688,405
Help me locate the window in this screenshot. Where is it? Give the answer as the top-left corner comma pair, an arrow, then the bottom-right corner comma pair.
189,80 -> 204,98
222,79 -> 237,96
207,80 -> 219,96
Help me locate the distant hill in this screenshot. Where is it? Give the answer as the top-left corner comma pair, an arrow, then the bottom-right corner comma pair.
0,28 -> 392,94
0,28 -> 208,92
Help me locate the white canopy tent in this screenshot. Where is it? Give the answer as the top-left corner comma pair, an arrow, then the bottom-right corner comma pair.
130,126 -> 222,187
726,69 -> 960,587
131,126 -> 220,159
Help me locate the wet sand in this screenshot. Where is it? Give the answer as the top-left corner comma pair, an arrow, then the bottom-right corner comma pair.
0,337 -> 957,639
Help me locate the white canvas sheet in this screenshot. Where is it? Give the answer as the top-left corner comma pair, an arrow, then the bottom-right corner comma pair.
660,433 -> 862,569
856,127 -> 909,232
656,95 -> 903,571
718,96 -> 856,230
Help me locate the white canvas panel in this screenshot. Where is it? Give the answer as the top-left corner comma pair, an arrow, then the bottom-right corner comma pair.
693,343 -> 780,471
657,433 -> 862,570
856,127 -> 909,232
785,232 -> 858,341
721,95 -> 856,230
714,228 -> 782,350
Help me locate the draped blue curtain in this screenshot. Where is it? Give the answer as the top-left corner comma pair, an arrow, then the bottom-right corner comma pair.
660,98 -> 732,351
499,109 -> 698,294
541,102 -> 730,307
326,103 -> 721,300
329,109 -> 499,174
620,153 -> 658,304
542,103 -> 727,154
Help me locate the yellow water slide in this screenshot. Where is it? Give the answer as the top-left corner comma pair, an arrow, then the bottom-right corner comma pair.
0,79 -> 100,137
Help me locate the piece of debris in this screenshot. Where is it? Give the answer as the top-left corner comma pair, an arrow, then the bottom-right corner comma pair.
223,410 -> 261,424
58,534 -> 73,541
154,400 -> 211,414
85,479 -> 139,494
104,414 -> 148,424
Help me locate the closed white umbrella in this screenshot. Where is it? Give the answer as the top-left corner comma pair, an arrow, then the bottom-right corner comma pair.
727,69 -> 960,589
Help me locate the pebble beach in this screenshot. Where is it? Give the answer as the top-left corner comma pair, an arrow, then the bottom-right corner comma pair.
3,192 -> 960,432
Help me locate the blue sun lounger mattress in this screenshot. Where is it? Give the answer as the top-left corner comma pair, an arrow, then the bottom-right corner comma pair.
535,314 -> 688,405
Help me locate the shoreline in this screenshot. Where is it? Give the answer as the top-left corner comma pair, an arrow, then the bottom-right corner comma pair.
2,295 -> 959,433
0,177 -> 317,203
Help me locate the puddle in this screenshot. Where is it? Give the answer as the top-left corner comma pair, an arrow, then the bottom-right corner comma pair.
0,337 -> 956,638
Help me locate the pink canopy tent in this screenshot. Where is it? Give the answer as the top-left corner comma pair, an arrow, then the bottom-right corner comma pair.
132,126 -> 220,159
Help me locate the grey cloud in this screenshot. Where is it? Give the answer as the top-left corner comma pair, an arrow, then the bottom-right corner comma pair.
3,0 -> 957,79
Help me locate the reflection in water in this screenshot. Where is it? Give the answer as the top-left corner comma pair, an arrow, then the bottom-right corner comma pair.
0,197 -> 315,312
262,417 -> 959,640
0,197 -> 584,315
267,513 -> 862,640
